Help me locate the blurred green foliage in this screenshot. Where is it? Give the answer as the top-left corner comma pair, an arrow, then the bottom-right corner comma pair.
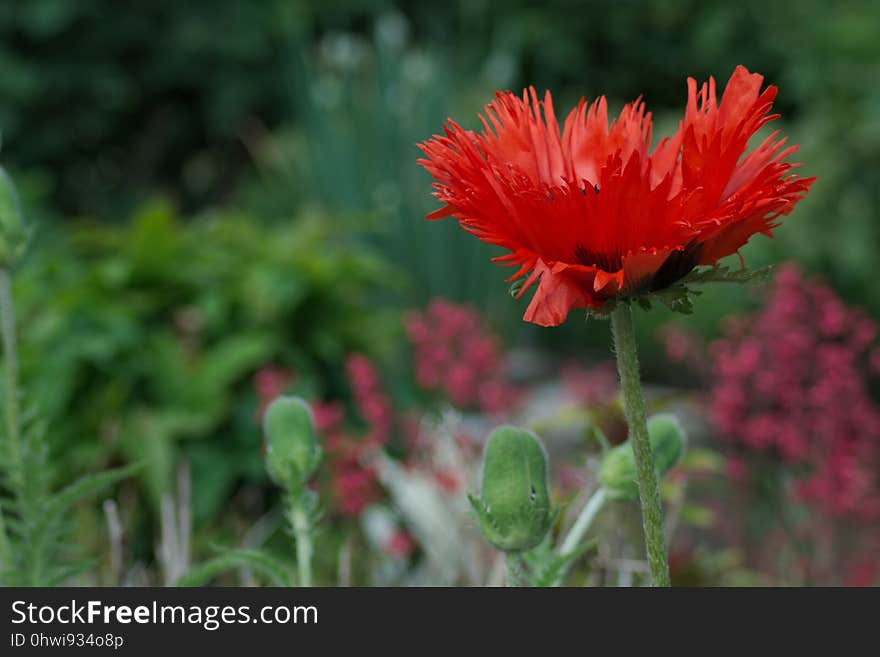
234,0 -> 880,354
14,202 -> 395,540
4,1 -> 878,328
0,0 -> 298,216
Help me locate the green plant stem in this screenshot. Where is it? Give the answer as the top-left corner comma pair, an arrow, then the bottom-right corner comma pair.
610,303 -> 671,587
290,498 -> 313,587
558,487 -> 606,556
505,552 -> 524,587
0,270 -> 21,480
0,478 -> 8,568
0,268 -> 19,566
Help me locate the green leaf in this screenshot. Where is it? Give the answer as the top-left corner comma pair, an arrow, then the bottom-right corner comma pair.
682,264 -> 774,285
467,493 -> 485,516
46,463 -> 141,516
624,264 -> 774,316
176,548 -> 293,587
0,165 -> 30,267
44,561 -> 94,587
586,298 -> 617,320
589,424 -> 612,454
199,334 -> 275,392
522,537 -> 597,587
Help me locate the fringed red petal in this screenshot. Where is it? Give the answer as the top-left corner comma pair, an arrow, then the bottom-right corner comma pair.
418,66 -> 815,326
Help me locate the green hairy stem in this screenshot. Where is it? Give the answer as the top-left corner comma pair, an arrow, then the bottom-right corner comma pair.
290,497 -> 313,587
610,303 -> 671,587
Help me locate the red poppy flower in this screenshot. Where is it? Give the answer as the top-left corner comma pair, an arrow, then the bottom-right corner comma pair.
417,66 -> 815,327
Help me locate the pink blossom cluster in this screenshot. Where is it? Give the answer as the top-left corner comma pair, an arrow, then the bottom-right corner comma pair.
560,360 -> 618,407
329,455 -> 381,517
346,353 -> 394,446
313,396 -> 383,519
709,264 -> 880,522
385,530 -> 416,559
658,325 -> 707,375
404,299 -> 520,414
309,352 -> 406,517
253,365 -> 294,421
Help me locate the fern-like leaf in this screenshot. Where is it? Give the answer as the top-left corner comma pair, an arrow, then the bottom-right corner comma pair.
0,394 -> 138,585
47,463 -> 142,516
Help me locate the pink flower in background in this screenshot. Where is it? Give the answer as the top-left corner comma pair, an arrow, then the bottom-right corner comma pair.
724,455 -> 748,482
346,353 -> 394,446
556,464 -> 589,493
432,468 -> 461,495
405,299 -> 520,414
845,559 -> 878,587
561,360 -> 618,407
316,424 -> 383,518
331,456 -> 381,517
254,366 -> 294,420
869,347 -> 880,376
658,325 -> 706,374
385,530 -> 416,559
315,353 -> 402,517
708,264 -> 880,521
311,400 -> 346,433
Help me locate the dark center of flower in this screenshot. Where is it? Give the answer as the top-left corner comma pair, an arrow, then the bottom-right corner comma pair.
575,244 -> 623,272
649,240 -> 703,291
573,239 -> 703,293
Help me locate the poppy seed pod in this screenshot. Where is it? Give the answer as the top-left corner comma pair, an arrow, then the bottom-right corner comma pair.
263,396 -> 322,489
0,166 -> 29,268
599,414 -> 685,502
470,425 -> 552,552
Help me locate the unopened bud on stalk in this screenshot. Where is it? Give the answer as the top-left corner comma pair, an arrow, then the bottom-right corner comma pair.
599,413 -> 685,502
0,166 -> 29,268
470,425 -> 552,552
263,396 -> 322,489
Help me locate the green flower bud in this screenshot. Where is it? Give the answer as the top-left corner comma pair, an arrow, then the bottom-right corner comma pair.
647,414 -> 685,474
263,396 -> 321,489
470,425 -> 552,552
598,413 -> 685,502
0,166 -> 29,268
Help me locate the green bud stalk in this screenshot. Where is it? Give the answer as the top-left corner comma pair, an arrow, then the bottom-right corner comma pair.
262,396 -> 322,586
